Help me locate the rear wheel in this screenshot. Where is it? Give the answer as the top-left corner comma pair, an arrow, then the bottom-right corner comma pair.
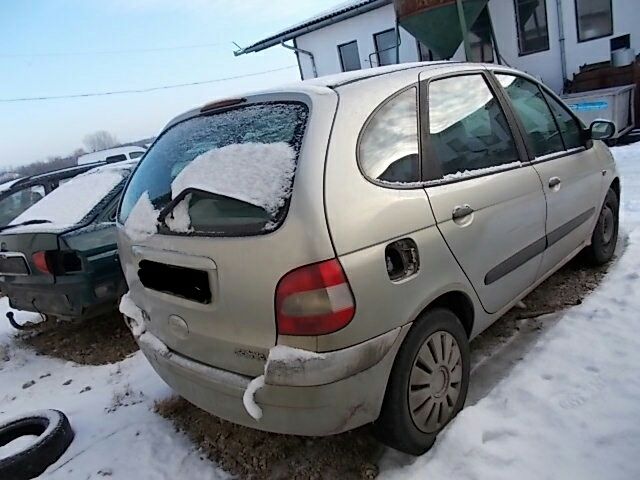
374,308 -> 470,455
585,188 -> 619,265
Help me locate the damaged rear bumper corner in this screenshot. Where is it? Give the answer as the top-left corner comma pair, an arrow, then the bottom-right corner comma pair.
136,325 -> 410,436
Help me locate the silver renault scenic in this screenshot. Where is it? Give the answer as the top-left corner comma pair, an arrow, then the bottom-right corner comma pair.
117,62 -> 619,454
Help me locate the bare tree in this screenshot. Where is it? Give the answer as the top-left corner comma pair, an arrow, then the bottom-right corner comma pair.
83,131 -> 119,152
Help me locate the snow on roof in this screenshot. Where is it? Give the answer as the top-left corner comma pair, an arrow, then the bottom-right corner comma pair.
0,178 -> 21,193
7,162 -> 132,233
236,0 -> 392,54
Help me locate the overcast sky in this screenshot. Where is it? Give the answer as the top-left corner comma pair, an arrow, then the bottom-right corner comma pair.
0,0 -> 343,170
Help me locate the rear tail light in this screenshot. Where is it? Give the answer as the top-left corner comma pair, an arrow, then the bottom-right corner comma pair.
32,251 -> 82,275
275,259 -> 355,336
32,251 -> 52,274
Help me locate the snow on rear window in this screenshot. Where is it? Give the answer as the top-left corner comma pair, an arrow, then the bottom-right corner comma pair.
171,142 -> 296,214
119,102 -> 308,236
9,166 -> 126,232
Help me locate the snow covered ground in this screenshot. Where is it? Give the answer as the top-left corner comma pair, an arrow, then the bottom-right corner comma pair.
0,303 -> 228,479
381,143 -> 640,479
0,143 -> 639,478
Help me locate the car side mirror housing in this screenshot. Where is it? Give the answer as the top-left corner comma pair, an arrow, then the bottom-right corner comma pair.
589,120 -> 616,141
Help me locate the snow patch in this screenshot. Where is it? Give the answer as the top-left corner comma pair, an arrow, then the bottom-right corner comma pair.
170,142 -> 296,215
441,161 -> 522,182
138,332 -> 169,357
119,293 -> 145,338
123,191 -> 159,241
267,345 -> 326,363
0,435 -> 39,459
164,194 -> 192,233
242,345 -> 326,420
243,375 -> 265,421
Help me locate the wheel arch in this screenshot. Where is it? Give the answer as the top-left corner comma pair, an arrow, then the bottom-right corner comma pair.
417,290 -> 475,338
610,177 -> 621,201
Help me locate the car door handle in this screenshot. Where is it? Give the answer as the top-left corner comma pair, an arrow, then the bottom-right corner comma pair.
549,177 -> 562,188
452,204 -> 474,220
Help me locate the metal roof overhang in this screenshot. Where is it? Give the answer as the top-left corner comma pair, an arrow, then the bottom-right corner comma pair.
234,0 -> 392,56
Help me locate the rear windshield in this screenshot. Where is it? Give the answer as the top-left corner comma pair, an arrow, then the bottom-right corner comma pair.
8,166 -> 128,233
119,102 -> 309,236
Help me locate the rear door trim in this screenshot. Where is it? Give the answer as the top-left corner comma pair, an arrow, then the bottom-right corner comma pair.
484,207 -> 596,285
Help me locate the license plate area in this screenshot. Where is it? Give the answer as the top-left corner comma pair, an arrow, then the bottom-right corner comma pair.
0,253 -> 30,276
138,260 -> 211,304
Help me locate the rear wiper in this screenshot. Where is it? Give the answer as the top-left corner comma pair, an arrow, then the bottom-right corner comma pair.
0,219 -> 52,233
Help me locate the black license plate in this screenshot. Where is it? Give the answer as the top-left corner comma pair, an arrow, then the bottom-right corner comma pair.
138,260 -> 211,304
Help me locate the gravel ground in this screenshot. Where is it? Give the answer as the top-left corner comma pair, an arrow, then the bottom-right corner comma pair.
156,253 -> 611,480
16,311 -> 138,365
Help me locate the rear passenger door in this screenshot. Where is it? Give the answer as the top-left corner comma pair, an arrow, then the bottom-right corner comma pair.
420,71 -> 547,314
495,73 -> 603,277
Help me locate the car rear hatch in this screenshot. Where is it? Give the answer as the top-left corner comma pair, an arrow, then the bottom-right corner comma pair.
117,91 -> 338,376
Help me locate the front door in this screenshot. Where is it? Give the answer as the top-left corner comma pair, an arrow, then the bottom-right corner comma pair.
495,73 -> 604,276
421,71 -> 547,314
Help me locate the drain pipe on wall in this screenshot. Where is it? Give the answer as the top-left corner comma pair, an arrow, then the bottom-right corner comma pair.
281,41 -> 318,79
555,0 -> 568,92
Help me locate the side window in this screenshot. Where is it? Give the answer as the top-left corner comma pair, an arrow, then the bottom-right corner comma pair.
359,87 -> 419,184
428,74 -> 519,178
129,151 -> 145,159
496,74 -> 564,157
544,92 -> 584,150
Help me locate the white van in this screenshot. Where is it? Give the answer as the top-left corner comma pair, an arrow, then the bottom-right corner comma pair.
77,146 -> 146,165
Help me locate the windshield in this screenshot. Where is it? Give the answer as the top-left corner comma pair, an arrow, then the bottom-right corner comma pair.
119,102 -> 308,236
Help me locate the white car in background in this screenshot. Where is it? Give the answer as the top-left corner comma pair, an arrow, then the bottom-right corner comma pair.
78,146 -> 146,166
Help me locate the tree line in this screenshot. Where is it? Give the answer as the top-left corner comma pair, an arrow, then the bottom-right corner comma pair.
0,131 -> 154,182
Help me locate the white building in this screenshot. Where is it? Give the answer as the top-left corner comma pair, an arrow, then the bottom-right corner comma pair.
236,0 -> 639,93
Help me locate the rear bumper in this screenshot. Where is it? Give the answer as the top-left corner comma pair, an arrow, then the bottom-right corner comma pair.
136,326 -> 409,436
1,277 -> 121,319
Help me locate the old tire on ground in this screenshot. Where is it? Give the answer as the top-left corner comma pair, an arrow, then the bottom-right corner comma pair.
586,188 -> 619,265
0,410 -> 74,480
374,308 -> 470,455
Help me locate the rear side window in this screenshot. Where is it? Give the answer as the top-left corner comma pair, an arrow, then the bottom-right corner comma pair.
129,151 -> 145,159
359,87 -> 420,185
428,74 -> 519,179
496,74 -> 564,157
119,103 -> 308,236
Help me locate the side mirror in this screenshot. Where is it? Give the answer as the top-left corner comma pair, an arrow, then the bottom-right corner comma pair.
590,120 -> 616,141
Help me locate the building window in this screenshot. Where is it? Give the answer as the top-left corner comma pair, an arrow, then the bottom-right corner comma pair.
515,0 -> 550,55
374,29 -> 398,66
338,40 -> 362,72
575,0 -> 613,42
469,7 -> 494,63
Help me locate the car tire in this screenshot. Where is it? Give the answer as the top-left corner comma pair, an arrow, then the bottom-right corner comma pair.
374,308 -> 470,455
586,188 -> 619,265
0,410 -> 74,480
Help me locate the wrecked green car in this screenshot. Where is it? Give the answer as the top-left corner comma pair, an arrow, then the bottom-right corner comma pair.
0,161 -> 136,321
